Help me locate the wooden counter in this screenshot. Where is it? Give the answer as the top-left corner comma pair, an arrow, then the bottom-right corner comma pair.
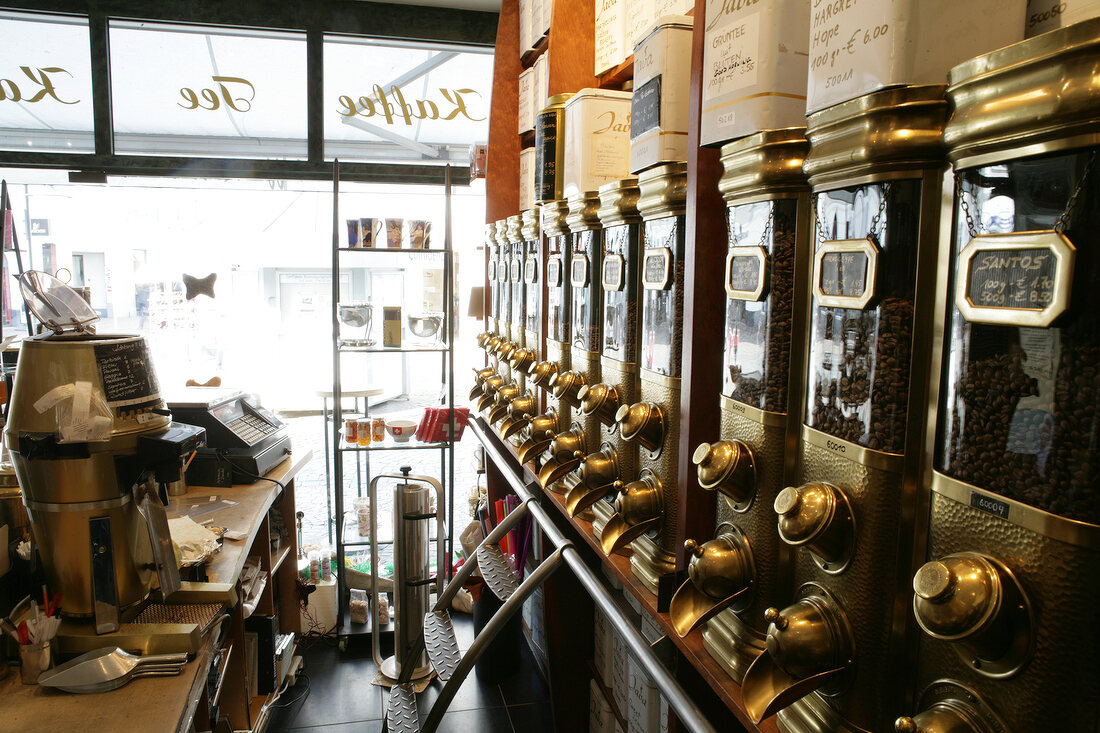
0,450 -> 311,733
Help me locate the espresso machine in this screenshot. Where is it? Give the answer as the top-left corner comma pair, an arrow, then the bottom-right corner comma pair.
601,162 -> 687,594
499,207 -> 544,443
895,22 -> 1100,732
538,191 -> 604,492
565,178 -> 642,538
740,86 -> 949,732
672,129 -> 812,683
516,200 -> 573,471
5,272 -> 207,645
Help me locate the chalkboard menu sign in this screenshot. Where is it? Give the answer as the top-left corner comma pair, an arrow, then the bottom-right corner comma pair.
725,246 -> 768,301
643,248 -> 671,289
631,76 -> 661,138
955,231 -> 1074,328
524,257 -> 538,284
603,254 -> 624,291
813,238 -> 878,309
570,255 -> 589,287
547,256 -> 562,287
95,339 -> 161,408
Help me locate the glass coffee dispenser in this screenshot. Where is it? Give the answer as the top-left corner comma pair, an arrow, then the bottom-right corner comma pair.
471,222 -> 500,404
488,215 -> 531,427
896,22 -> 1100,733
499,207 -> 544,443
741,86 -> 949,733
6,272 -> 206,639
671,129 -> 812,683
475,221 -> 516,415
516,201 -> 572,468
538,191 -> 603,491
602,162 -> 686,594
566,178 -> 643,539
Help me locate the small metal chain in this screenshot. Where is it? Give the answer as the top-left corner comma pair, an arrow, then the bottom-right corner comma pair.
955,172 -> 981,238
813,183 -> 891,246
1056,149 -> 1098,233
729,209 -> 774,249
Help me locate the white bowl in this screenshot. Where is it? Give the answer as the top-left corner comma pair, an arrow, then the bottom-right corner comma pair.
385,419 -> 418,442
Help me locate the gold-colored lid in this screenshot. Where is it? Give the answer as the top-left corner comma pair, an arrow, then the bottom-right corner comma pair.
719,128 -> 810,201
506,214 -> 523,244
804,85 -> 948,187
912,554 -> 1001,641
946,18 -> 1100,167
693,440 -> 757,508
542,92 -> 574,111
485,221 -> 497,241
637,162 -> 688,220
540,199 -> 571,237
493,219 -> 511,247
521,206 -> 541,240
684,531 -> 753,602
566,191 -> 602,232
597,178 -> 642,227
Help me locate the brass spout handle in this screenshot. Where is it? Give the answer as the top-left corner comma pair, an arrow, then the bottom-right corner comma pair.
764,607 -> 788,631
895,719 -> 918,733
684,538 -> 703,558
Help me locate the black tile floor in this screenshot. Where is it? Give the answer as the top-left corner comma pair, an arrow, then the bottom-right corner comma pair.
268,614 -> 554,733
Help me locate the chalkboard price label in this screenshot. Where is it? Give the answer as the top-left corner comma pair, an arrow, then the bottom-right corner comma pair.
813,238 -> 879,309
725,246 -> 768,301
95,340 -> 161,409
570,255 -> 589,288
631,76 -> 662,139
603,254 -> 624,291
642,248 -> 672,289
955,231 -> 1075,328
547,256 -> 562,287
524,257 -> 538,284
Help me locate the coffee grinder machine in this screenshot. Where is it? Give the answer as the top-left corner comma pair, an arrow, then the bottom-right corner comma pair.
499,207 -> 544,443
602,162 -> 687,595
538,191 -> 604,492
672,129 -> 812,683
565,178 -> 643,538
516,200 -> 573,472
740,86 -> 948,732
895,22 -> 1100,732
5,272 -> 206,641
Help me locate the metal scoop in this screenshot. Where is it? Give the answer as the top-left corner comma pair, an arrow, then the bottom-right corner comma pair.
36,646 -> 188,693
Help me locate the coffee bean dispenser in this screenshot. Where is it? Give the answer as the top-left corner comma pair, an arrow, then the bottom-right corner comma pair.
538,191 -> 604,492
471,221 -> 510,412
516,200 -> 573,472
602,162 -> 687,594
671,129 -> 812,683
499,207 -> 544,443
741,86 -> 949,732
566,178 -> 643,538
896,21 -> 1100,732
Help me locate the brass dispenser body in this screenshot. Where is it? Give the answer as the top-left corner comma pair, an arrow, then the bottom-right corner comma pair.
506,214 -> 528,396
741,85 -> 949,733
673,129 -> 812,683
567,178 -> 643,537
499,207 -> 545,446
900,21 -> 1100,732
516,200 -> 572,476
603,162 -> 687,595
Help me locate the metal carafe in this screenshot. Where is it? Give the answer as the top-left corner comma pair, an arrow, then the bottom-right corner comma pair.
5,271 -> 205,633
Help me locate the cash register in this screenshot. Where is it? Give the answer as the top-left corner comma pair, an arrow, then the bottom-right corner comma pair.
168,389 -> 291,486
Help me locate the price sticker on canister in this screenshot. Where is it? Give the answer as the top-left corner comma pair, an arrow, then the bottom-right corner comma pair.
725,245 -> 769,301
955,231 -> 1075,327
812,238 -> 879,309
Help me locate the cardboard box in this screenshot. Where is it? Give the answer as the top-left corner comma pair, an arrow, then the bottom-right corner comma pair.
611,629 -> 629,717
564,89 -> 634,198
1026,0 -> 1100,36
630,16 -> 694,172
700,0 -> 810,146
627,657 -> 660,733
596,0 -> 630,74
806,0 -> 1025,113
300,576 -> 338,634
590,679 -> 616,733
520,147 -> 537,212
383,306 -> 402,347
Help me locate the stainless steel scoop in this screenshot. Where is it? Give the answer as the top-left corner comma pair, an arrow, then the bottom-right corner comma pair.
36,646 -> 188,693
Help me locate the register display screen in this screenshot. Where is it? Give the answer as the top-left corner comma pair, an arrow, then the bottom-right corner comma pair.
213,400 -> 245,424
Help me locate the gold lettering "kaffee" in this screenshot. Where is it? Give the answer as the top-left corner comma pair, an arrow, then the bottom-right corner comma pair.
338,84 -> 485,125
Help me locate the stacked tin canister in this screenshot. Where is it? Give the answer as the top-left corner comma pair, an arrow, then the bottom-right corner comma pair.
474,3 -> 1100,730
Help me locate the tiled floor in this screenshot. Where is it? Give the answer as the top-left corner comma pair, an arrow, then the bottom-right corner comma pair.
267,615 -> 554,733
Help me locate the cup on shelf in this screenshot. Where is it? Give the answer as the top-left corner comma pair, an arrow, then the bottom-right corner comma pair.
360,218 -> 383,248
409,220 -> 431,249
385,219 -> 404,248
385,419 -> 417,442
